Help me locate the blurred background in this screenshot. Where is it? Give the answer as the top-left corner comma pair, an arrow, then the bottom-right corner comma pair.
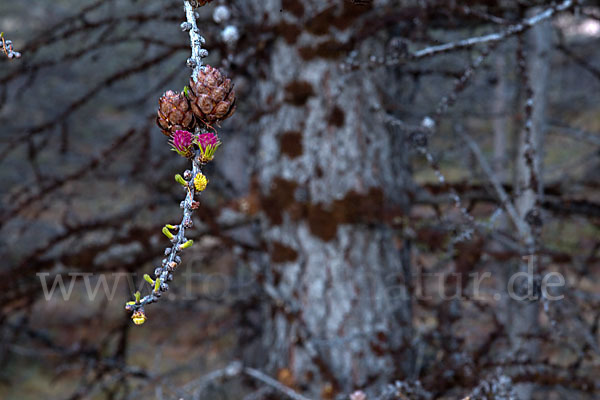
1,0 -> 599,399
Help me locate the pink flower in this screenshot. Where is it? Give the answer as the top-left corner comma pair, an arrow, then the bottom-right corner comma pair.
195,132 -> 221,162
172,130 -> 194,151
196,132 -> 219,152
170,130 -> 195,158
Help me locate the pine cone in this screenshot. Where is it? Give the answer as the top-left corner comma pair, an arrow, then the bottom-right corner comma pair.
188,65 -> 236,124
157,90 -> 195,137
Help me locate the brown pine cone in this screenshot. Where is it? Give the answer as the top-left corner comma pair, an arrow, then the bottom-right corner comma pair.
188,65 -> 236,124
156,90 -> 195,136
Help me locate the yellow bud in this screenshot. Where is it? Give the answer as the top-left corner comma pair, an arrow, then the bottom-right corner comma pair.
194,173 -> 208,192
131,310 -> 147,325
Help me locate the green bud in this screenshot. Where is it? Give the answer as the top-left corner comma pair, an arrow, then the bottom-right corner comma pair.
180,240 -> 194,250
162,226 -> 174,240
154,278 -> 161,292
143,274 -> 154,285
134,291 -> 141,303
175,174 -> 188,187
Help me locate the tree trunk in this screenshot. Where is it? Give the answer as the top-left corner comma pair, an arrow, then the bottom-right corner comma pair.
245,0 -> 412,394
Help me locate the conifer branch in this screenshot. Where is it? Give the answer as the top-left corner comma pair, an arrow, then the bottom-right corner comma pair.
125,0 -> 227,325
183,0 -> 207,82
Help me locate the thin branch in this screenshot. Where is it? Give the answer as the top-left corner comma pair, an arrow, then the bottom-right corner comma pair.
456,127 -> 529,239
125,0 -> 215,322
433,46 -> 492,121
0,47 -> 180,160
186,362 -> 243,399
557,43 -> 600,82
411,0 -> 574,59
179,362 -> 315,400
126,152 -> 204,313
244,367 -> 314,400
548,121 -> 600,146
0,126 -> 140,226
457,5 -> 510,25
183,0 -> 206,81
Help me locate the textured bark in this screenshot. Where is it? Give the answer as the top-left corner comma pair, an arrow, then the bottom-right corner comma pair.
245,0 -> 412,393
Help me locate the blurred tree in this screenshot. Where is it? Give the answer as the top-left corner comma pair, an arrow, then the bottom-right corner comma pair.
246,1 -> 413,392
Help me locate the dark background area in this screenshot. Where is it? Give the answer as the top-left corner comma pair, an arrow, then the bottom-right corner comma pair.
1,0 -> 599,399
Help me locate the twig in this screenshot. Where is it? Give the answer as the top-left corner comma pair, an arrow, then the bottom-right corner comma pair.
181,362 -> 314,400
0,47 -> 180,161
124,0 -> 218,323
557,43 -> 600,81
242,387 -> 272,400
412,0 -> 574,59
515,32 -> 543,252
433,46 -> 492,121
385,47 -> 494,246
244,367 -> 314,400
456,127 -> 528,238
126,152 -> 204,315
548,121 -> 600,146
0,126 -> 140,226
188,361 -> 243,399
183,0 -> 207,81
458,5 -> 509,25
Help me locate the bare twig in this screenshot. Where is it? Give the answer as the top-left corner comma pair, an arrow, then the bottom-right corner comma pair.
456,127 -> 528,238
0,48 -> 180,161
180,362 -> 314,400
458,5 -> 509,25
548,121 -> 600,146
412,0 -> 574,59
183,0 -> 207,81
0,126 -> 140,225
244,367 -> 314,400
557,43 -> 600,82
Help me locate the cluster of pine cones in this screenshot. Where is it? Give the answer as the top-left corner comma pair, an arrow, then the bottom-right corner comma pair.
157,65 -> 236,137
